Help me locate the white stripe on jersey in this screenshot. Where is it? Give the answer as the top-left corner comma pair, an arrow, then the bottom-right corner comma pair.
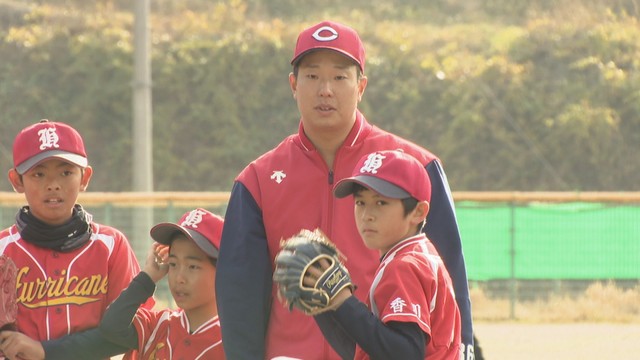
92,228 -> 116,256
0,226 -> 21,254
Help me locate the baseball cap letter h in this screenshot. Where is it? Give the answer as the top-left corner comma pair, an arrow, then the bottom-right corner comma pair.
13,119 -> 88,175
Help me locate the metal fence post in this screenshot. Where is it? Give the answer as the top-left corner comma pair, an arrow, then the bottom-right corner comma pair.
509,201 -> 516,320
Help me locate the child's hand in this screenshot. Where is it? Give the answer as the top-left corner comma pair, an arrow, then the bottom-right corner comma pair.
303,258 -> 353,309
0,330 -> 43,360
143,242 -> 169,283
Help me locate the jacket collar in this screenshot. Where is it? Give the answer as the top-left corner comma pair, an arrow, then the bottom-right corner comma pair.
296,110 -> 372,151
381,233 -> 426,262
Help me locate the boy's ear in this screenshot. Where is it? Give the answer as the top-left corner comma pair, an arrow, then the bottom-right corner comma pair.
7,169 -> 25,193
80,166 -> 93,192
412,201 -> 430,225
289,72 -> 297,99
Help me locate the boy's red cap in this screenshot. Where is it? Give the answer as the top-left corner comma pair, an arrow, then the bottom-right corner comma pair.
334,150 -> 431,202
13,119 -> 88,175
150,208 -> 223,260
291,20 -> 365,72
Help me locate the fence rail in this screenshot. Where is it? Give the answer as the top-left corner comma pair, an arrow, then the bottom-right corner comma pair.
0,191 -> 231,207
2,191 -> 639,319
3,191 -> 640,205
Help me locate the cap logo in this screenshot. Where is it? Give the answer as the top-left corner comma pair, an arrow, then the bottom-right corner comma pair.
360,153 -> 386,174
38,128 -> 61,150
181,209 -> 206,228
312,26 -> 339,42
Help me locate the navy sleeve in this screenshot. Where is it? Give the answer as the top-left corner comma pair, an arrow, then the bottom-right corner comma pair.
331,297 -> 425,359
424,160 -> 474,356
216,181 -> 273,359
41,328 -> 130,360
40,273 -> 153,360
314,312 -> 356,359
98,272 -> 155,349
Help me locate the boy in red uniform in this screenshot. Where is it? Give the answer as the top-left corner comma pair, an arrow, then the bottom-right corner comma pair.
313,149 -> 461,359
0,119 -> 151,359
99,208 -> 225,360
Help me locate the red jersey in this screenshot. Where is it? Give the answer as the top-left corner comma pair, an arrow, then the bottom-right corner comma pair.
355,234 -> 461,360
0,222 -> 147,341
132,308 -> 224,360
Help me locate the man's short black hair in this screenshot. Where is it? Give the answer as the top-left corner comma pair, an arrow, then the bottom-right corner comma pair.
292,60 -> 363,80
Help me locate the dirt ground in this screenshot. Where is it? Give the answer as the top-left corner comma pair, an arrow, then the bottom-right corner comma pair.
473,322 -> 640,359
112,322 -> 640,359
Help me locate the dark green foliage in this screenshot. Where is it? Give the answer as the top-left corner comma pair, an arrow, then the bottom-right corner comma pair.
1,0 -> 639,191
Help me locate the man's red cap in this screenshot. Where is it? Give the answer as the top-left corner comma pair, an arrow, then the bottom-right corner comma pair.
291,20 -> 365,72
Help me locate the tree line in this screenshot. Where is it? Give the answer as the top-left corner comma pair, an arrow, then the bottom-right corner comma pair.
0,0 -> 638,192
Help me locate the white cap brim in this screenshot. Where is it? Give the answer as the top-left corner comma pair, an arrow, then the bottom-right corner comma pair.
334,175 -> 410,199
16,150 -> 88,175
150,223 -> 219,259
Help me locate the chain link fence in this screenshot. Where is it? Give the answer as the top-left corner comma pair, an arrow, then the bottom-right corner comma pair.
2,191 -> 639,314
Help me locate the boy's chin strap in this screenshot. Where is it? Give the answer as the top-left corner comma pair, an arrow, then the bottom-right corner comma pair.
16,204 -> 93,252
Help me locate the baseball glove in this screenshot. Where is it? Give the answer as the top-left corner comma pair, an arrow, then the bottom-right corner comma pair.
0,255 -> 18,332
273,229 -> 354,315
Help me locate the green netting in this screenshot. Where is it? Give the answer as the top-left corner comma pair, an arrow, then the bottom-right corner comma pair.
2,201 -> 639,282
458,202 -> 640,281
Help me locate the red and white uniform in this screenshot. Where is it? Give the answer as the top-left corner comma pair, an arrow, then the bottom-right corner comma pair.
132,309 -> 224,360
0,223 -> 147,341
355,233 -> 461,360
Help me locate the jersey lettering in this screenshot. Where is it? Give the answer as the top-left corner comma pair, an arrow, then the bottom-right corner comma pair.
412,303 -> 421,318
16,267 -> 107,308
148,342 -> 166,359
389,297 -> 407,313
460,342 -> 474,360
466,343 -> 475,360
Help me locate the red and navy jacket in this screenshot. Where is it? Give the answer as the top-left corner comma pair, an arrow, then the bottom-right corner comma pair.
216,111 -> 473,359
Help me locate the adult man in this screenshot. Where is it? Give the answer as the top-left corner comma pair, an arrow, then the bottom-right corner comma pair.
216,20 -> 474,359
